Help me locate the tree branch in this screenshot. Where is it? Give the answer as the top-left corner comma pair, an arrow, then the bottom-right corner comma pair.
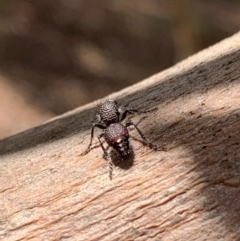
1,32 -> 240,241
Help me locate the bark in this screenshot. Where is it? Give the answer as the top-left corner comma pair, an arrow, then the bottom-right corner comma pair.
1,32 -> 240,241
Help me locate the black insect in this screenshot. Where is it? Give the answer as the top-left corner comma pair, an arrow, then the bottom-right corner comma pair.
83,99 -> 161,179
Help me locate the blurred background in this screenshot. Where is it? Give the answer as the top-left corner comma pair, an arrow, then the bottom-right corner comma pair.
0,0 -> 239,139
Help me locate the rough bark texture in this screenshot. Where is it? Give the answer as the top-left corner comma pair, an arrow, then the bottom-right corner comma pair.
1,32 -> 240,241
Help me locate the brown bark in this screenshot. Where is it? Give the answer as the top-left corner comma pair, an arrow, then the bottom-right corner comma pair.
1,32 -> 240,241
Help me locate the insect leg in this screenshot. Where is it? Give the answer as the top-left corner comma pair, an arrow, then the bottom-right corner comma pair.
98,133 -> 113,180
125,120 -> 159,150
119,106 -> 158,122
84,123 -> 106,154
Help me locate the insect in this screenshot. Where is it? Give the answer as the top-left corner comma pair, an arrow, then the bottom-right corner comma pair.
82,99 -> 161,179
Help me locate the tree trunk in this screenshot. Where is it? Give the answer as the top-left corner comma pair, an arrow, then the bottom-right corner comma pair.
1,32 -> 240,241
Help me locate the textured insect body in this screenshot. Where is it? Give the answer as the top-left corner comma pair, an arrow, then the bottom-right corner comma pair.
97,100 -> 120,125
83,99 -> 161,179
104,123 -> 130,158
